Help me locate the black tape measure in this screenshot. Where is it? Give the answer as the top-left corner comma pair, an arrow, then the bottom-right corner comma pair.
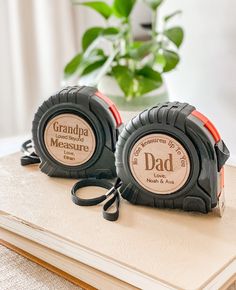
72,102 -> 230,220
116,102 -> 229,214
21,86 -> 123,179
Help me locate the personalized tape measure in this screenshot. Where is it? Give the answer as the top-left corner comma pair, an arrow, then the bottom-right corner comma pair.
71,101 -> 230,221
21,86 -> 123,179
116,102 -> 230,215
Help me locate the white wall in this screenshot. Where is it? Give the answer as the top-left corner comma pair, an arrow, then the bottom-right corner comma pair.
159,0 -> 236,165
0,0 -> 78,138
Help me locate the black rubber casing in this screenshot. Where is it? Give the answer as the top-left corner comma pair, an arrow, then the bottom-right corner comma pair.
32,86 -> 123,179
115,102 -> 229,213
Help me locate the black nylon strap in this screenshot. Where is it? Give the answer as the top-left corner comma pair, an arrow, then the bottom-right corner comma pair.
103,190 -> 120,221
71,178 -> 122,221
71,179 -> 113,206
21,140 -> 40,166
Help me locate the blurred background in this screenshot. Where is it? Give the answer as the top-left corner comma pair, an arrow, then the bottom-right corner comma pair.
0,0 -> 235,165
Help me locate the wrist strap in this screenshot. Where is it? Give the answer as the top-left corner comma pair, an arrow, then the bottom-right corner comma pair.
71,178 -> 122,221
21,139 -> 40,166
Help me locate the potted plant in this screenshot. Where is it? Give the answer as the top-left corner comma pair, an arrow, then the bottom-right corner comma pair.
64,0 -> 184,111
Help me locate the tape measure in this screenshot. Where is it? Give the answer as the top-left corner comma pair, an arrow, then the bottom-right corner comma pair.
21,86 -> 123,179
21,93 -> 230,220
115,102 -> 230,215
71,101 -> 230,220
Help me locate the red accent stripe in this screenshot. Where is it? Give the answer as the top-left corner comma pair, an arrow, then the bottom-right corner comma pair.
191,110 -> 221,143
95,91 -> 122,126
109,105 -> 122,126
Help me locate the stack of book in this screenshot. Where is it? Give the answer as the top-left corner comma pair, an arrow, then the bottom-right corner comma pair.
0,153 -> 236,290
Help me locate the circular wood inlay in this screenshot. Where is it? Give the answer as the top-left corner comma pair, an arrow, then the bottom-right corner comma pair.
44,114 -> 96,166
129,133 -> 190,194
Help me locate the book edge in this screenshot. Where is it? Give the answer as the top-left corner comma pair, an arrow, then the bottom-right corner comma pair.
0,238 -> 96,290
0,211 -> 177,290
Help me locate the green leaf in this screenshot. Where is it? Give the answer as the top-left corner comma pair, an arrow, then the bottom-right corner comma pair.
163,50 -> 180,72
136,77 -> 161,95
155,52 -> 167,72
128,41 -> 156,59
74,1 -> 112,19
155,52 -> 166,68
64,48 -> 107,79
113,0 -> 136,18
103,27 -> 120,40
164,26 -> 184,48
103,27 -> 119,36
112,65 -> 163,97
136,66 -> 162,83
64,53 -> 83,78
82,27 -> 103,51
164,10 -> 182,22
90,48 -> 105,57
79,50 -> 106,74
135,66 -> 162,95
112,65 -> 134,97
81,58 -> 107,76
143,0 -> 164,10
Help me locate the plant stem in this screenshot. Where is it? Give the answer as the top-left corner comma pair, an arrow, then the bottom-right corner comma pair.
94,48 -> 119,85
